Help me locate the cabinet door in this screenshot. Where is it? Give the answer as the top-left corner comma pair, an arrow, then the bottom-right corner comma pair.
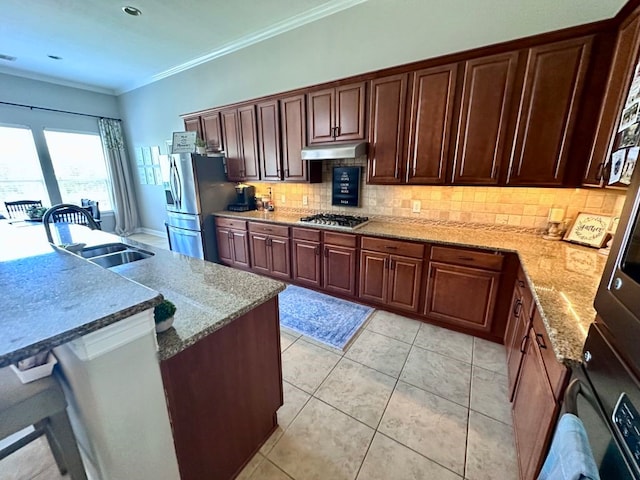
507,37 -> 592,186
216,227 -> 233,265
221,109 -> 244,181
257,100 -> 282,181
505,286 -> 531,400
387,255 -> 423,313
293,240 -> 321,287
585,13 -> 640,186
184,116 -> 202,138
407,64 -> 458,184
238,105 -> 260,181
335,82 -> 366,141
323,245 -> 357,297
358,250 -> 388,304
308,88 -> 334,144
424,262 -> 500,333
231,230 -> 250,268
269,236 -> 291,280
249,233 -> 270,274
453,52 -> 518,185
367,74 -> 408,184
512,326 -> 559,480
281,94 -> 308,181
202,111 -> 223,152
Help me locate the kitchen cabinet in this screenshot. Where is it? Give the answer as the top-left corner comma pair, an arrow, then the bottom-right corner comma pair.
249,222 -> 291,280
201,110 -> 223,152
453,52 -> 519,185
507,36 -> 592,186
256,99 -> 281,181
221,105 -> 260,181
322,231 -> 358,297
292,227 -> 322,288
215,218 -> 250,269
504,268 -> 535,399
183,115 -> 203,139
584,8 -> 640,187
307,82 -> 366,144
281,94 -> 322,183
161,298 -> 283,480
359,236 -> 424,313
511,309 -> 568,480
406,64 -> 458,184
367,74 -> 409,184
424,246 -> 503,333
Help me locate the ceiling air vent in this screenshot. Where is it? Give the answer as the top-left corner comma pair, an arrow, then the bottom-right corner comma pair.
0,54 -> 16,62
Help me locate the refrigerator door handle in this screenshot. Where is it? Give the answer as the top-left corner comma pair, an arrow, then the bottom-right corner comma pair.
170,159 -> 182,208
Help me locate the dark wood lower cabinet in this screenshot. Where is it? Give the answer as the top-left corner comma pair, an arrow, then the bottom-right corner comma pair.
323,244 -> 357,296
216,221 -> 250,269
292,239 -> 321,287
358,250 -> 388,304
249,232 -> 291,280
160,298 -> 283,480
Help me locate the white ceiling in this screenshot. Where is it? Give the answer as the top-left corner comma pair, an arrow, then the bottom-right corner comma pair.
0,0 -> 365,94
0,0 -> 627,96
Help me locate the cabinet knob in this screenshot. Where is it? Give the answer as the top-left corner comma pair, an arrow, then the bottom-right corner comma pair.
584,350 -> 592,363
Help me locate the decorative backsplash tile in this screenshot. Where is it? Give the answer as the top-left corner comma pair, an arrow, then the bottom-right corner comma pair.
251,157 -> 628,231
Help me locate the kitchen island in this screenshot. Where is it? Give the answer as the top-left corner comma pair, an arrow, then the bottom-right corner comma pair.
0,221 -> 285,480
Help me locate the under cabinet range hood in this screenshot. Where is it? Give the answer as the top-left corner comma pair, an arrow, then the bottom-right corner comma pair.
301,141 -> 367,160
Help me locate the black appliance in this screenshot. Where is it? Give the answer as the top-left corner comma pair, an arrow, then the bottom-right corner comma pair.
299,213 -> 369,229
565,323 -> 640,479
227,184 -> 256,212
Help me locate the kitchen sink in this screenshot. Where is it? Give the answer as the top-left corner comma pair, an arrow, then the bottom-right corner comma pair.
80,243 -> 154,268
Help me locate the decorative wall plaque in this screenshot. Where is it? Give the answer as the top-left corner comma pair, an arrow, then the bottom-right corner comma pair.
563,212 -> 613,248
332,167 -> 361,207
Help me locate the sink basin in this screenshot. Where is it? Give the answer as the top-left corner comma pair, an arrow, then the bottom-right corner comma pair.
81,243 -> 155,268
80,243 -> 128,258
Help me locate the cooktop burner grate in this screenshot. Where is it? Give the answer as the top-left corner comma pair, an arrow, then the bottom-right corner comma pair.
299,213 -> 369,229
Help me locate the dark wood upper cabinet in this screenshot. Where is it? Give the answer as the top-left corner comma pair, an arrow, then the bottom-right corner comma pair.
307,82 -> 366,144
507,36 -> 592,186
367,74 -> 409,184
585,10 -> 640,187
201,111 -> 223,152
221,109 -> 243,181
256,100 -> 282,181
238,105 -> 260,180
184,116 -> 203,139
221,105 -> 260,181
280,94 -> 310,182
453,52 -> 519,185
406,64 -> 458,184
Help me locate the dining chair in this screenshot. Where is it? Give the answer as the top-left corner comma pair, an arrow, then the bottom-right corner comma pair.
4,200 -> 43,219
42,204 -> 101,243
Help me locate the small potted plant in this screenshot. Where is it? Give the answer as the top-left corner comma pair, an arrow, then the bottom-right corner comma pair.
195,136 -> 207,154
154,299 -> 176,333
26,206 -> 47,221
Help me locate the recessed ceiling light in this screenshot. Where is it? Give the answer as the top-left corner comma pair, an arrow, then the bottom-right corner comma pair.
122,6 -> 142,16
47,55 -> 62,60
0,54 -> 16,62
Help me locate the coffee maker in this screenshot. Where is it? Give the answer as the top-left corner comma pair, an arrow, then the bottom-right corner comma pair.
227,184 -> 256,211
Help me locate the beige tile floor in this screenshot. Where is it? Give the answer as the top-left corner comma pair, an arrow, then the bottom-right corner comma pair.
0,240 -> 518,480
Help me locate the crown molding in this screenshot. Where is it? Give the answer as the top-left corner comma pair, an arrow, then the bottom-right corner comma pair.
0,66 -> 116,95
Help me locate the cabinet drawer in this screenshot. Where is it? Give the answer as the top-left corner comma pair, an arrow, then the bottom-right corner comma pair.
323,231 -> 357,248
532,309 -> 568,402
248,222 -> 289,237
216,217 -> 247,230
431,246 -> 503,271
361,236 -> 424,258
292,227 -> 321,242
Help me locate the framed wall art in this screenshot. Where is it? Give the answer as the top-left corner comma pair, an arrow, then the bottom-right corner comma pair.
563,212 -> 613,248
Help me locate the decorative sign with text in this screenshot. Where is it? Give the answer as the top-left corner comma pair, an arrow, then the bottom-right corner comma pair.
171,131 -> 196,154
332,167 -> 361,207
563,212 -> 613,248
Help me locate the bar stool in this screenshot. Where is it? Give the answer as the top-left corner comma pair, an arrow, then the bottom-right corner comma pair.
0,366 -> 87,479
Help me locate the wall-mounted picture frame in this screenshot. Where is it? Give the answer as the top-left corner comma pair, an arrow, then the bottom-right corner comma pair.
563,212 -> 613,248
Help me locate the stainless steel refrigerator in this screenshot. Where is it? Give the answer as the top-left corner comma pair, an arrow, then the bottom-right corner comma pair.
161,153 -> 236,262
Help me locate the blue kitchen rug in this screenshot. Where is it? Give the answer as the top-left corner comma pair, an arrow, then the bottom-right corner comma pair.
278,285 -> 374,350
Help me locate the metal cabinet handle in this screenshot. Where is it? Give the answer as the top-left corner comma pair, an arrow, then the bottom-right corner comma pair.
228,231 -> 233,240
458,256 -> 474,261
520,335 -> 528,354
285,169 -> 290,177
324,246 -> 329,257
384,246 -> 398,250
315,246 -> 320,256
390,259 -> 395,270
513,298 -> 522,318
394,167 -> 399,179
264,228 -> 273,232
535,333 -> 547,349
595,162 -> 605,182
517,280 -> 525,288
384,257 -> 389,269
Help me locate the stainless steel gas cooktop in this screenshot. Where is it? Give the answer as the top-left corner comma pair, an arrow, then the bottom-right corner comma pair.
299,213 -> 369,230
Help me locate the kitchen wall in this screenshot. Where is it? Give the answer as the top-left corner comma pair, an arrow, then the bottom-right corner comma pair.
118,0 -> 626,233
249,158 -> 628,232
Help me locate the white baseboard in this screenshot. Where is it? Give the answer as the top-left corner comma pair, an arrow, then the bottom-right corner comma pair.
135,227 -> 165,237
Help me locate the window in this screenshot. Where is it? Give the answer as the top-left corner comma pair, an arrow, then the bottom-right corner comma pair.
44,130 -> 113,210
0,126 -> 50,204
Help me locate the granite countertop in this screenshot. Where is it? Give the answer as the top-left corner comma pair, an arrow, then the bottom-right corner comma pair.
214,210 -> 608,365
0,221 -> 285,365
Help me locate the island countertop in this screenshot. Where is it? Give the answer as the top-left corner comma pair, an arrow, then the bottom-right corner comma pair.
214,210 -> 608,365
0,222 -> 285,365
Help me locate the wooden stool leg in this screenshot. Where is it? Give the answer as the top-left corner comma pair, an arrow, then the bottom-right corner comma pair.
45,411 -> 87,480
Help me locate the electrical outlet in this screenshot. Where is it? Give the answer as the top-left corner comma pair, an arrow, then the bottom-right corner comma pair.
412,200 -> 421,213
303,195 -> 308,206
281,194 -> 286,204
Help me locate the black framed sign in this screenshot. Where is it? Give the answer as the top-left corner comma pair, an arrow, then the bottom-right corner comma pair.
332,167 -> 361,207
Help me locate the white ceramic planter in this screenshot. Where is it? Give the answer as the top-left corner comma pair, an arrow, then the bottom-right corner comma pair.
155,316 -> 174,333
195,146 -> 206,154
10,352 -> 58,383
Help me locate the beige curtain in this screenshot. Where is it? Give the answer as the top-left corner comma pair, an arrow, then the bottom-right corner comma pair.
98,118 -> 138,235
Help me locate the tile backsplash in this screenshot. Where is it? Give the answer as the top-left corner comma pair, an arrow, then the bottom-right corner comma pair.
251,157 -> 628,231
